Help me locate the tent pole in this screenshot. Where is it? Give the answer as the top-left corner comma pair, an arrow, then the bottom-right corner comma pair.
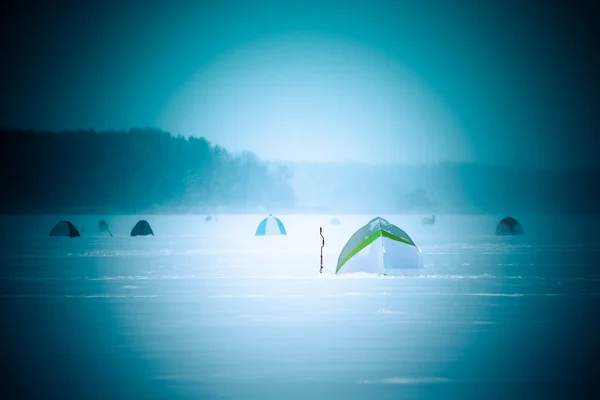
320,227 -> 324,273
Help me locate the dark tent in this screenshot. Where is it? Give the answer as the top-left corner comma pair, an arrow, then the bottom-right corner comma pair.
331,218 -> 341,225
99,220 -> 113,236
50,221 -> 80,237
131,220 -> 154,236
496,217 -> 524,236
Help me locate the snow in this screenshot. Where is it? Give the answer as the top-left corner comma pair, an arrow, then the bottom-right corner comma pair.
1,214 -> 599,399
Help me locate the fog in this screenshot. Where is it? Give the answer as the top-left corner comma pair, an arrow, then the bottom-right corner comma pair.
289,162 -> 600,215
2,128 -> 598,217
2,0 -> 599,398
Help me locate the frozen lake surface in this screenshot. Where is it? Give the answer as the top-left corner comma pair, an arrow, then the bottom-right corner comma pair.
1,214 -> 599,399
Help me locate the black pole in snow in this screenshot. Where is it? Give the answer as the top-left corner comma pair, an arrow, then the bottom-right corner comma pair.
320,227 -> 324,273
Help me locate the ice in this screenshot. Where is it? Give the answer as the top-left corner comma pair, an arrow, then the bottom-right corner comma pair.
1,214 -> 599,399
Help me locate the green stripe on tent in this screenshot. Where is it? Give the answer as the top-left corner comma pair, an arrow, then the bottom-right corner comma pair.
336,230 -> 381,273
381,230 -> 415,246
336,228 -> 417,274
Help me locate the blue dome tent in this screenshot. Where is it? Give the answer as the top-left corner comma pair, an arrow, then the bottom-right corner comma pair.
255,214 -> 287,236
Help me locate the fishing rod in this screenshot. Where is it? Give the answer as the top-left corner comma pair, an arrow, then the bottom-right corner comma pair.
320,227 -> 324,273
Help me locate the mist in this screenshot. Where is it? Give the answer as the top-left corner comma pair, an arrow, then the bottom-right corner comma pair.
0,128 -> 294,215
2,127 -> 598,217
289,161 -> 600,215
0,129 -> 600,219
2,1 -> 600,398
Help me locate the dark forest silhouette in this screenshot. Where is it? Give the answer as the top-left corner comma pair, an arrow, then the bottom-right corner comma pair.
0,128 -> 295,213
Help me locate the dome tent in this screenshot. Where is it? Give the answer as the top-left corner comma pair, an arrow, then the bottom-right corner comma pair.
255,214 -> 286,236
495,217 -> 524,236
131,220 -> 154,236
330,218 -> 341,225
336,217 -> 422,275
49,221 -> 80,237
421,215 -> 435,225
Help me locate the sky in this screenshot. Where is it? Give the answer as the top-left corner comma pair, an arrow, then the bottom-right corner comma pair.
1,0 -> 598,168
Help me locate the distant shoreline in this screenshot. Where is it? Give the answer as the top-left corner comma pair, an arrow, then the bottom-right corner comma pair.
2,128 -> 599,215
2,209 -> 599,216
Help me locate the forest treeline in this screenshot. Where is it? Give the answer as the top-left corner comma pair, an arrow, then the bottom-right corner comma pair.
0,128 -> 295,213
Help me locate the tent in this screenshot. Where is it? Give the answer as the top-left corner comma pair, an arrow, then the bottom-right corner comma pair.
255,214 -> 287,236
421,215 -> 436,225
496,217 -> 523,236
50,221 -> 80,237
131,220 -> 154,236
331,218 -> 341,225
98,220 -> 113,236
336,217 -> 422,275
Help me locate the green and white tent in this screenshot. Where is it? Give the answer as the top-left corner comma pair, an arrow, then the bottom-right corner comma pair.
336,217 -> 423,275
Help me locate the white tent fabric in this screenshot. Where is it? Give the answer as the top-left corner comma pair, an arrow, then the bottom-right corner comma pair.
336,217 -> 423,275
255,214 -> 287,236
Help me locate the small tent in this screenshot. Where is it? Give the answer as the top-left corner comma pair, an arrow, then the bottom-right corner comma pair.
131,220 -> 154,236
98,220 -> 113,236
496,217 -> 523,236
255,214 -> 287,236
336,217 -> 422,275
421,215 -> 436,225
50,221 -> 80,237
331,218 -> 341,225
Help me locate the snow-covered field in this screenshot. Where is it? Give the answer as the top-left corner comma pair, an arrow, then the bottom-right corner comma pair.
1,214 -> 599,399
